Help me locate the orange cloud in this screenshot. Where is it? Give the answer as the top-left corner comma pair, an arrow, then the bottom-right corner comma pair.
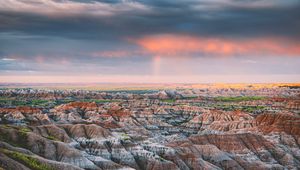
135,34 -> 300,57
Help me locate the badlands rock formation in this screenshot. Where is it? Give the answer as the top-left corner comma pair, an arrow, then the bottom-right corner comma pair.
0,86 -> 299,169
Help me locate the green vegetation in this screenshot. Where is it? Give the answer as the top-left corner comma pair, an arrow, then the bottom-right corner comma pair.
1,149 -> 53,170
182,96 -> 198,100
156,157 -> 165,162
161,99 -> 176,103
55,98 -> 120,105
30,100 -> 49,106
18,127 -> 31,139
210,104 -> 267,113
0,130 -> 17,146
81,99 -> 119,103
45,135 -> 60,141
0,98 -> 27,106
214,96 -> 266,102
0,97 -> 12,102
0,97 -> 120,107
0,95 -> 103,107
2,124 -> 12,129
54,99 -> 74,105
0,98 -> 51,107
19,127 -> 31,133
121,133 -> 131,141
17,127 -> 30,147
241,106 -> 266,112
0,126 -> 31,147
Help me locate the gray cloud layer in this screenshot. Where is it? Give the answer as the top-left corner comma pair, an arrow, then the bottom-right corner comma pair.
1,0 -> 299,40
0,0 -> 300,79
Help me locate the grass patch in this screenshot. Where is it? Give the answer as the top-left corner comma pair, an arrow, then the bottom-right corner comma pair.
55,99 -> 119,105
211,104 -> 267,113
0,131 -> 19,147
19,127 -> 31,133
30,100 -> 49,106
0,126 -> 31,147
0,100 -> 27,106
17,127 -> 31,147
0,132 -> 24,148
1,149 -> 53,170
0,99 -> 50,107
120,133 -> 131,141
81,99 -> 119,103
0,125 -> 23,147
241,106 -> 267,112
18,127 -> 31,140
0,97 -> 119,107
182,96 -> 198,100
157,157 -> 165,162
45,135 -> 60,141
55,99 -> 74,105
1,124 -> 12,129
161,99 -> 176,103
214,96 -> 266,102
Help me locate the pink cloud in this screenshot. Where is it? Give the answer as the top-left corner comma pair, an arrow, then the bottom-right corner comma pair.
134,34 -> 300,57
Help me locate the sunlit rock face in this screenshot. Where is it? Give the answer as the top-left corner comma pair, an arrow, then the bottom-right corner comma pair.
0,87 -> 299,169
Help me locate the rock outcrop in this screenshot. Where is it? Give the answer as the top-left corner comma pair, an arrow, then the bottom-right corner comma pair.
0,87 -> 299,169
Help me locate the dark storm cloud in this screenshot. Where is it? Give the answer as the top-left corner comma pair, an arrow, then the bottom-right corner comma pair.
0,0 -> 299,41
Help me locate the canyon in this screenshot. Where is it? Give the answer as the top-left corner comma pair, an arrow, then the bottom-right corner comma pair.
0,84 -> 299,170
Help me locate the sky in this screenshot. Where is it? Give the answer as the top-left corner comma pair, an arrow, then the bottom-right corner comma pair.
0,0 -> 300,83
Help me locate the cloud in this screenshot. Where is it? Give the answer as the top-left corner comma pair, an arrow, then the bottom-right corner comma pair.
91,50 -> 148,58
1,0 -> 296,18
0,0 -> 299,41
1,57 -> 16,61
134,34 -> 300,57
0,0 -> 300,83
1,74 -> 299,83
241,60 -> 257,64
188,0 -> 298,10
0,0 -> 150,17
